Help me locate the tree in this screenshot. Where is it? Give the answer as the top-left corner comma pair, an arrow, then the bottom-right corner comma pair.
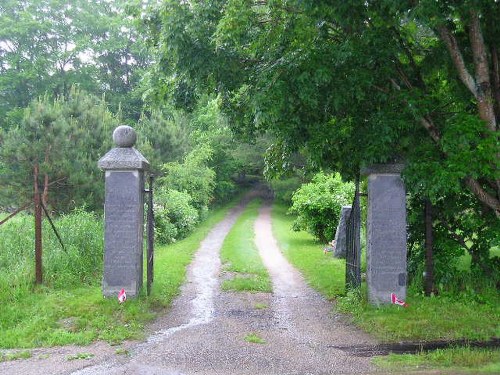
135,108 -> 192,173
0,0 -> 150,129
158,145 -> 216,215
145,0 -> 499,279
0,88 -> 116,212
289,172 -> 354,242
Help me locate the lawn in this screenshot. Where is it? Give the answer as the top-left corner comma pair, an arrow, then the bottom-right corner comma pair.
270,202 -> 500,373
220,198 -> 272,293
0,201 -> 235,349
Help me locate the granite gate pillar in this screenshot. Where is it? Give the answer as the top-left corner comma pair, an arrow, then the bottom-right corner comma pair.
362,164 -> 407,305
98,125 -> 150,298
333,206 -> 352,259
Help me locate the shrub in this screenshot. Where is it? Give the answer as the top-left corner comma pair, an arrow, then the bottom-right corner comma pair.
158,146 -> 216,214
154,189 -> 199,244
289,172 -> 354,242
269,177 -> 303,203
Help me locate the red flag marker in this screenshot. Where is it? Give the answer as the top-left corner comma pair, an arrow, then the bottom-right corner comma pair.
118,288 -> 126,304
391,293 -> 408,307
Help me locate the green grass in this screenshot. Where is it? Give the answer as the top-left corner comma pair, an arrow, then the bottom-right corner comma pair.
244,333 -> 266,344
373,347 -> 500,374
66,352 -> 95,361
271,202 -> 500,343
0,200 -> 237,349
254,302 -> 268,310
271,204 -> 345,298
0,350 -> 32,362
220,199 -> 272,293
271,201 -> 500,371
337,291 -> 500,342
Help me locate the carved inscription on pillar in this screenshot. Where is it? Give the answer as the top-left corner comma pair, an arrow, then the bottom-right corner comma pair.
366,172 -> 408,305
102,171 -> 144,297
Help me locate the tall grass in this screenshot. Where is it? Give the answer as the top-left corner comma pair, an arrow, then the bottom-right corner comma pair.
0,198 -> 237,349
270,203 -> 345,298
0,209 -> 103,301
271,202 -> 500,342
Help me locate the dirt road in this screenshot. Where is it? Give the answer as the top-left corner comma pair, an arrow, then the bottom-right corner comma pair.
1,194 -> 377,375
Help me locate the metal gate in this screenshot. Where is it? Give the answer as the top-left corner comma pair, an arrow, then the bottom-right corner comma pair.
345,178 -> 361,290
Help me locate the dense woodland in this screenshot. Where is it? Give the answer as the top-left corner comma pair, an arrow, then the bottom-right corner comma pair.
0,1 -> 498,293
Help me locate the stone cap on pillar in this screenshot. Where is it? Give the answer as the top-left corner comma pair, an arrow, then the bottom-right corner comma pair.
361,163 -> 405,176
98,125 -> 150,171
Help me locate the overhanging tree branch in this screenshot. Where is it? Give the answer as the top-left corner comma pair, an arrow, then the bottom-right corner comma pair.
437,25 -> 477,99
469,10 -> 497,132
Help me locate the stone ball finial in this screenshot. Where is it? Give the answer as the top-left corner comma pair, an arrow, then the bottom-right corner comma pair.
113,125 -> 137,148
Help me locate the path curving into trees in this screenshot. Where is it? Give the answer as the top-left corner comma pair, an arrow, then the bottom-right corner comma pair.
1,192 -> 377,374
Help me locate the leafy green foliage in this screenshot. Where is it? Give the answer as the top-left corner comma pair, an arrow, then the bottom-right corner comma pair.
135,109 -> 191,173
268,177 -> 303,204
154,189 -> 199,245
0,88 -> 116,212
0,0 -> 150,127
0,199 -> 236,349
289,172 -> 354,242
144,0 -> 499,287
159,146 -> 216,214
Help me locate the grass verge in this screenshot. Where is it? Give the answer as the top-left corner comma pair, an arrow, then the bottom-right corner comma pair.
373,347 -> 500,374
0,201 -> 236,349
270,204 -> 345,298
271,202 -> 500,370
0,350 -> 32,362
220,199 -> 272,293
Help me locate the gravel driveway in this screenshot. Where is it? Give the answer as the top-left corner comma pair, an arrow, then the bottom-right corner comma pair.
1,193 -> 378,375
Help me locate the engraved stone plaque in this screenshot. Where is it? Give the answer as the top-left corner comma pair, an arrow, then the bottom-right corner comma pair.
365,168 -> 408,305
98,126 -> 149,298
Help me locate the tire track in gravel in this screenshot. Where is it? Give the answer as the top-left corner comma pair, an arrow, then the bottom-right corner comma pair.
1,190 -> 380,375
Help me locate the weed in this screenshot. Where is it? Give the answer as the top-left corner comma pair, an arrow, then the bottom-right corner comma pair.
244,333 -> 266,344
0,200 -> 237,349
67,352 -> 95,361
115,348 -> 129,356
254,303 -> 268,310
0,350 -> 32,362
221,275 -> 271,293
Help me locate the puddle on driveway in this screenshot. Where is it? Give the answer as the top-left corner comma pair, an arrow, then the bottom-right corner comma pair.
143,203 -> 245,345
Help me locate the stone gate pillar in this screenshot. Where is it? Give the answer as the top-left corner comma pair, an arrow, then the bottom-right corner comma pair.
333,205 -> 351,259
98,125 -> 149,298
362,164 -> 407,305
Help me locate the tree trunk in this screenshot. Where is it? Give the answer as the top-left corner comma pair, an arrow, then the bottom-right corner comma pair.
424,199 -> 434,296
492,46 -> 500,123
469,10 -> 497,132
34,164 -> 43,285
42,173 -> 49,208
434,17 -> 500,216
42,146 -> 50,208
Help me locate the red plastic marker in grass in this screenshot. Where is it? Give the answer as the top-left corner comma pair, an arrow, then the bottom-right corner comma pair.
391,293 -> 408,307
118,288 -> 127,304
